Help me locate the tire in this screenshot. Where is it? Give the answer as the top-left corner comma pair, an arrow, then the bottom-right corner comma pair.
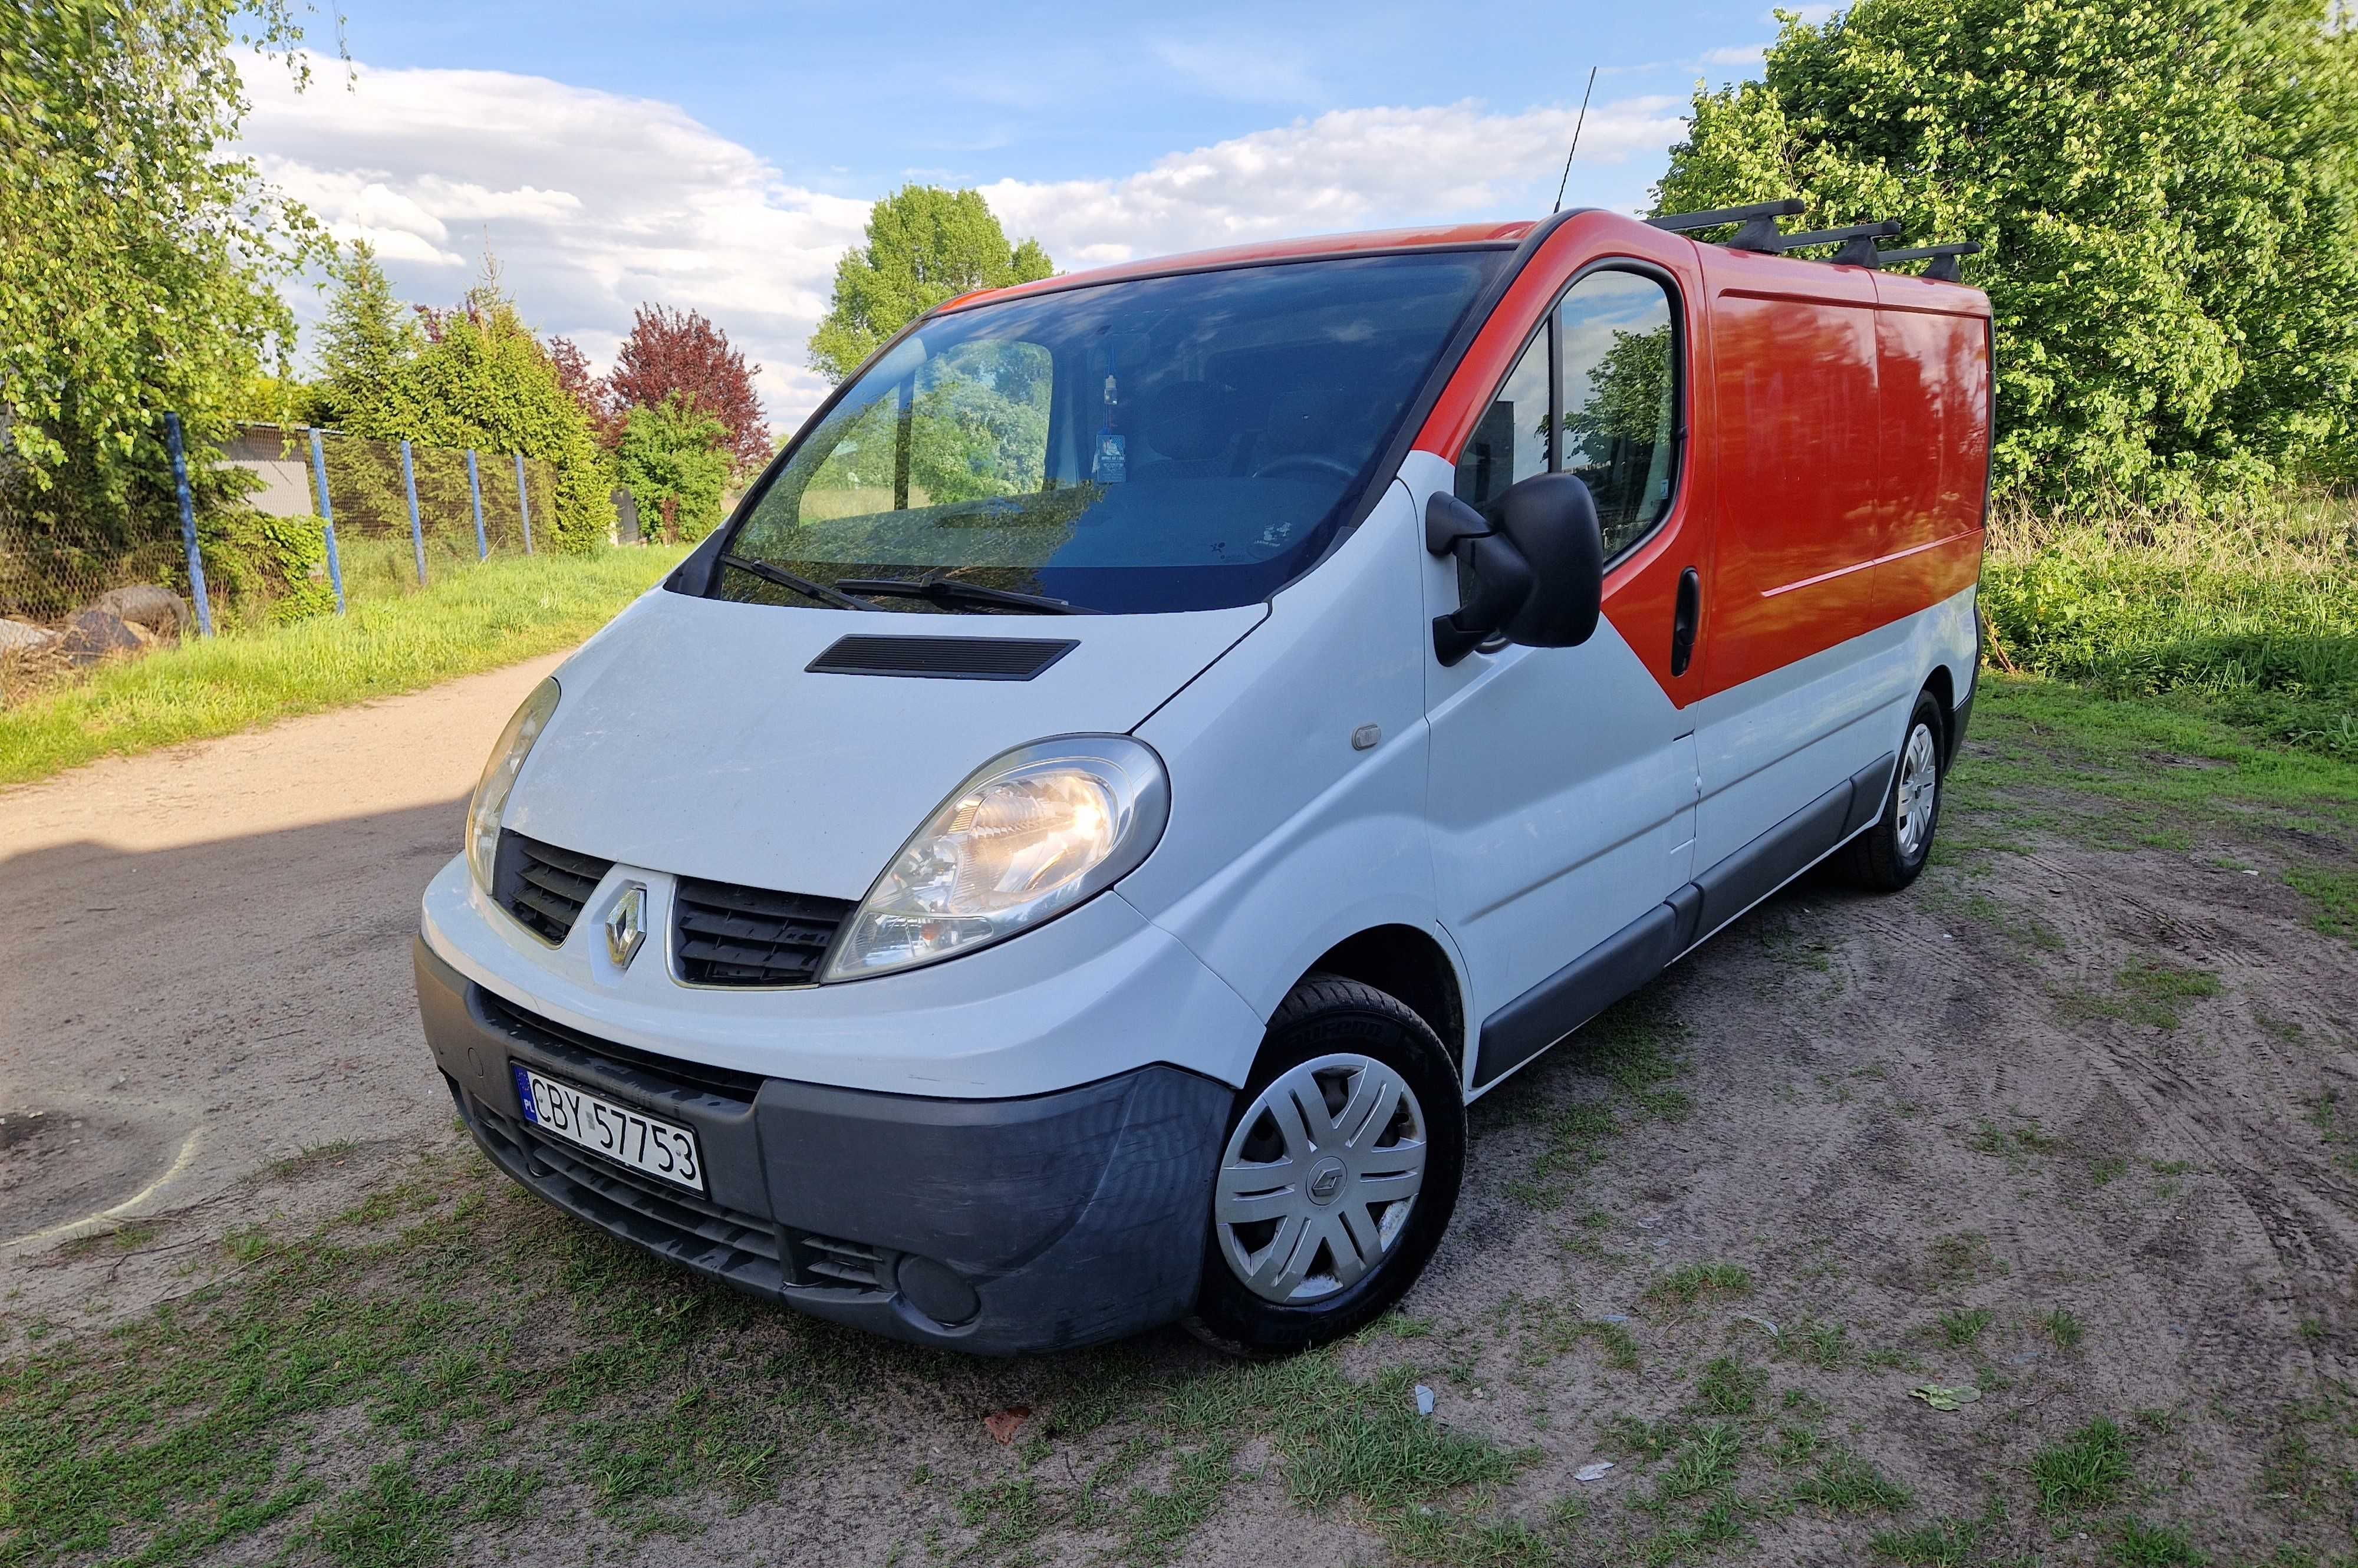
1187,973 -> 1467,1356
1843,689 -> 1947,892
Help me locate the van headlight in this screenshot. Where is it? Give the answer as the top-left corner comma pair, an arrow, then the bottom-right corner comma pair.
466,677 -> 561,894
824,736 -> 1169,981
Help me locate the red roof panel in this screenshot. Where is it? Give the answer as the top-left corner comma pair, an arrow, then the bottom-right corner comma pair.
936,220 -> 1540,314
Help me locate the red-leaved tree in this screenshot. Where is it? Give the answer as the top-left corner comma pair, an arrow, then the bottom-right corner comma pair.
607,305 -> 769,472
545,334 -> 621,446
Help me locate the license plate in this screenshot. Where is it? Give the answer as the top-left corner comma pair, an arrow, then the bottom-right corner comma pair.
512,1065 -> 705,1194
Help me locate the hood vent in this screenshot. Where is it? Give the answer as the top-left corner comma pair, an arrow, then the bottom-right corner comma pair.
806,634 -> 1078,682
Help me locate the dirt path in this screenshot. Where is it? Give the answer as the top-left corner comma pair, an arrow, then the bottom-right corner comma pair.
0,654 -> 562,1260
4,677 -> 2356,1566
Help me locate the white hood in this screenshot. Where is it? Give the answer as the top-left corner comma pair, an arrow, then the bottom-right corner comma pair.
502,587 -> 1264,900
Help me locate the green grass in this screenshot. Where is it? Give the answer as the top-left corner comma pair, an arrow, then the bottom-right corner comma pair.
2037,1307 -> 2087,1350
1980,493 -> 2358,756
1644,1263 -> 1753,1313
2030,1417 -> 2135,1513
1956,674 -> 2358,937
1871,1514 -> 1988,1566
2060,961 -> 2223,1032
0,546 -> 687,786
1938,1307 -> 1997,1348
0,1148 -> 1557,1568
2287,865 -> 2358,941
1790,1451 -> 1912,1516
2109,1517 -> 2209,1566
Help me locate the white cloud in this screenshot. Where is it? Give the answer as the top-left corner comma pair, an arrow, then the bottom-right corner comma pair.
1699,43 -> 1772,68
241,55 -> 1687,431
980,97 -> 1686,269
242,54 -> 873,423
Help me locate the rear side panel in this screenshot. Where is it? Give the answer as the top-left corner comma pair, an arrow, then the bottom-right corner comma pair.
1694,251 -> 1886,697
1870,270 -> 1992,630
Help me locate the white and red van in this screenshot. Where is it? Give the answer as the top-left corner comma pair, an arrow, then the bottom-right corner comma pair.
413,200 -> 1991,1354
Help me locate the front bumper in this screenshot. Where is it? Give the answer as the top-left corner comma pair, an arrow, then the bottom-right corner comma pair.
416,938 -> 1231,1354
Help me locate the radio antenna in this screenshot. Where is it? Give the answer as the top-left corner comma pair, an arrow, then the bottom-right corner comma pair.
1553,66 -> 1599,214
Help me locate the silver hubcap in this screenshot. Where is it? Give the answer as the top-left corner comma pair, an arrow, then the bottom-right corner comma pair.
1216,1053 -> 1428,1305
1897,721 -> 1939,858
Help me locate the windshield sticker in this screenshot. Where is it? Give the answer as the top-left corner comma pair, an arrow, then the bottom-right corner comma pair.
1094,429 -> 1127,483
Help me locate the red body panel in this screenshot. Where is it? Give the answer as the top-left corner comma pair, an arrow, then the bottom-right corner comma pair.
938,221 -> 1539,315
1695,248 -> 1888,697
1869,272 -> 1991,627
1409,212 -> 1715,699
1407,210 -> 1991,707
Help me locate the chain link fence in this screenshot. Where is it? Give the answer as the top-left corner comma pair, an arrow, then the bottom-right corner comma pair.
1,420 -> 567,703
295,429 -> 554,608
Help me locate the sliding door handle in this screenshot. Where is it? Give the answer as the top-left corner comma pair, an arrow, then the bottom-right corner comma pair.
1671,567 -> 1700,677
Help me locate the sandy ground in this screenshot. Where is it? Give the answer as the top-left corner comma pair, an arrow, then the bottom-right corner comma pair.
5,667 -> 2357,1564
0,654 -> 561,1259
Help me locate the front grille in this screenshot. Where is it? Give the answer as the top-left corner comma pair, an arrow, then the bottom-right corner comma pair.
474,986 -> 766,1104
468,1096 -> 789,1292
464,1095 -> 892,1297
790,1231 -> 889,1289
494,831 -> 613,944
673,877 -> 855,987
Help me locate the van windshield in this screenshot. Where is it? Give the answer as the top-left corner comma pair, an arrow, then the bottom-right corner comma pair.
713,251 -> 1504,614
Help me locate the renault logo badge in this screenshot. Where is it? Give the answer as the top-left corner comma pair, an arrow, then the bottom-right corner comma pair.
605,882 -> 648,970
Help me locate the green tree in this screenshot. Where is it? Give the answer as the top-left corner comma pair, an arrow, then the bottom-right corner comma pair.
312,241 -> 419,430
1562,325 -> 1674,463
808,186 -> 1054,383
1654,0 -> 2358,502
615,394 -> 732,543
349,289 -> 617,552
0,0 -> 327,615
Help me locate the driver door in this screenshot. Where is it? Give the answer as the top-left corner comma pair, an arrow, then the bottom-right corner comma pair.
1420,266 -> 1705,1090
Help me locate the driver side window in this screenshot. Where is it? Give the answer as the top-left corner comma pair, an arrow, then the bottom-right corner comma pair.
1454,324 -> 1549,508
1557,271 -> 1678,559
1450,268 -> 1682,564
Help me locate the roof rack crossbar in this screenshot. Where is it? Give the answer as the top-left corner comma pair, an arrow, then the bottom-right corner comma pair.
1774,220 -> 1903,251
1878,241 -> 1982,282
1646,197 -> 1803,253
1645,199 -> 1804,234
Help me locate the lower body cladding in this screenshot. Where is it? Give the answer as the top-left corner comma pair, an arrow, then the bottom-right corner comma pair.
414,940 -> 1231,1354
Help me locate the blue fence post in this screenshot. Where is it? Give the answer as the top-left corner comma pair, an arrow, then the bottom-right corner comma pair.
466,449 -> 488,561
400,439 -> 427,587
163,413 -> 213,637
513,450 -> 534,554
308,427 -> 346,615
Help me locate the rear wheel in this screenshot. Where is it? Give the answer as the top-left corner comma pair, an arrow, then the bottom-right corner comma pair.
1844,689 -> 1946,892
1188,974 -> 1465,1356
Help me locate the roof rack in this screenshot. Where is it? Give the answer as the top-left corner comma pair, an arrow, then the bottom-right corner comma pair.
1877,241 -> 1982,282
1646,197 -> 1977,281
1646,199 -> 1803,253
1774,221 -> 1904,266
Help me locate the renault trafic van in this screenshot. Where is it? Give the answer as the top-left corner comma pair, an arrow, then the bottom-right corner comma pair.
413,201 -> 1991,1355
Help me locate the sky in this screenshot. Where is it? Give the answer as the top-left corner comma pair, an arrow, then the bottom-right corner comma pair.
240,1 -> 1830,431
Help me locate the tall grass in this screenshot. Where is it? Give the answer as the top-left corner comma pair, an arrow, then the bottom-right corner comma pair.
1980,491 -> 2358,754
0,546 -> 688,787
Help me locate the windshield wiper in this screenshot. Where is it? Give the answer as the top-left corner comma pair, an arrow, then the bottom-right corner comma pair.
834,576 -> 1094,615
720,554 -> 881,611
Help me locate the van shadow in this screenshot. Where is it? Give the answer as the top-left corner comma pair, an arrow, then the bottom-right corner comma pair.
0,796 -> 469,1242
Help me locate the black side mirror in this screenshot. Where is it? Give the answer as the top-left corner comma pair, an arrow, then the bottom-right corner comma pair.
1424,472 -> 1606,666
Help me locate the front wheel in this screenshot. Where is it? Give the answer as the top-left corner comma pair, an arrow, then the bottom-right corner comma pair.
1187,974 -> 1466,1356
1843,689 -> 1947,892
